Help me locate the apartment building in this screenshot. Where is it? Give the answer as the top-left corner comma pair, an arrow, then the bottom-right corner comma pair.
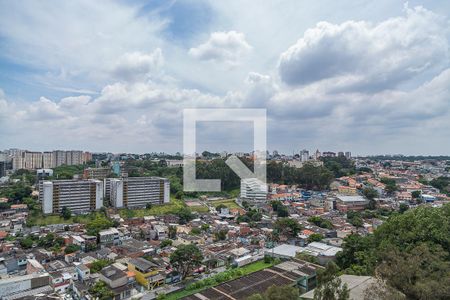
39,179 -> 103,214
23,152 -> 43,169
42,152 -> 53,169
99,228 -> 120,246
12,150 -> 90,170
240,178 -> 268,201
110,177 -> 170,209
83,167 -> 111,179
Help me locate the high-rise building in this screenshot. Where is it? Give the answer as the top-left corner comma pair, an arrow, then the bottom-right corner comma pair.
83,152 -> 93,163
110,177 -> 170,208
23,151 -> 43,169
53,150 -> 66,167
39,179 -> 103,214
42,152 -> 54,168
83,167 -> 111,179
0,162 -> 5,177
315,149 -> 321,160
240,178 -> 267,201
322,152 -> 336,157
12,150 -> 25,170
345,151 -> 352,159
300,149 -> 310,162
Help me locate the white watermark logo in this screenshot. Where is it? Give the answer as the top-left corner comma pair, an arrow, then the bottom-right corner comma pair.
183,108 -> 267,192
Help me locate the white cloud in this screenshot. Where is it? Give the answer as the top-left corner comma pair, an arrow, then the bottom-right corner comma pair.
1,2 -> 450,154
189,31 -> 252,65
113,49 -> 164,82
0,1 -> 167,89
278,5 -> 450,91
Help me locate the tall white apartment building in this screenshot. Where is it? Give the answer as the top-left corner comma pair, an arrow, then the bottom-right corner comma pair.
22,151 -> 42,169
12,150 -> 25,170
53,150 -> 67,167
110,177 -> 170,208
40,179 -> 103,214
240,178 -> 268,201
300,149 -> 310,162
42,152 -> 54,168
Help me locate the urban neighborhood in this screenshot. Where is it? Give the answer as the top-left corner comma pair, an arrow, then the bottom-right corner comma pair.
0,149 -> 449,299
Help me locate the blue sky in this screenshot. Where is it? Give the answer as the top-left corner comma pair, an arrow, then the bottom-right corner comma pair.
0,0 -> 449,155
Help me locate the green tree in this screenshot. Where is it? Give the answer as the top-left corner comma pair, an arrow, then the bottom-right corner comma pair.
377,243 -> 450,299
214,229 -> 228,241
176,207 -> 194,224
64,244 -> 81,254
20,237 -> 34,249
86,213 -> 113,236
346,211 -> 364,227
314,262 -> 350,300
398,203 -> 408,214
190,227 -> 201,235
274,218 -> 302,238
89,281 -> 114,300
308,233 -> 324,243
411,190 -> 421,199
308,216 -> 333,229
61,206 -> 72,219
90,259 -> 112,273
168,225 -> 177,239
277,205 -> 289,217
160,239 -> 173,248
170,244 -> 203,278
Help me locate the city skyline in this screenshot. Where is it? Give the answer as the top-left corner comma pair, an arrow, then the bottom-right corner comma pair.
0,1 -> 450,155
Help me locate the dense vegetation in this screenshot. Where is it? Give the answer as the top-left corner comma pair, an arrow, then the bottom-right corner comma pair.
126,157 -> 339,197
430,176 -> 450,196
336,204 -> 450,299
320,156 -> 356,177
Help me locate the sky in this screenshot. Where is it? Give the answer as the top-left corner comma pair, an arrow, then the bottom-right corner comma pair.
0,0 -> 449,155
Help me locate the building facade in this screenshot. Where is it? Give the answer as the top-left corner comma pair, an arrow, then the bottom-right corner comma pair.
240,178 -> 268,201
110,177 -> 170,208
39,179 -> 104,214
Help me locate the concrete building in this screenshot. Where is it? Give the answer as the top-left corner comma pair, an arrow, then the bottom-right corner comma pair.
0,273 -> 51,299
53,150 -> 66,167
42,152 -> 53,169
336,195 -> 369,212
300,149 -> 310,162
83,167 -> 111,179
110,177 -> 170,209
39,179 -> 104,214
99,228 -> 120,246
12,150 -> 90,170
240,178 -> 267,201
0,161 -> 5,178
37,169 -> 53,180
12,150 -> 25,170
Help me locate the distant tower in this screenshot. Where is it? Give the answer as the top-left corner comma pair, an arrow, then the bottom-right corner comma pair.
315,149 -> 321,160
300,149 -> 309,162
112,161 -> 121,176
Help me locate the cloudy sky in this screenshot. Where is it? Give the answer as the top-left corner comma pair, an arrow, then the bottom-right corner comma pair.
0,0 -> 449,155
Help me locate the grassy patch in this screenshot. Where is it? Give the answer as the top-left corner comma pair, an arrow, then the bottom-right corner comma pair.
165,260 -> 273,300
208,199 -> 240,209
190,205 -> 209,213
118,197 -> 185,218
27,211 -> 95,226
